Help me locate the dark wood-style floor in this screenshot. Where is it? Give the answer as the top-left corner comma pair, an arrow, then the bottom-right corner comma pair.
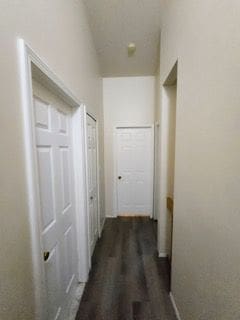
76,217 -> 177,320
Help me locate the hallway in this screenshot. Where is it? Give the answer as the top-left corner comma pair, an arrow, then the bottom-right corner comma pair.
76,218 -> 176,320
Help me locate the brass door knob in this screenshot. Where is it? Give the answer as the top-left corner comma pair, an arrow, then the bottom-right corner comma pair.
43,251 -> 50,262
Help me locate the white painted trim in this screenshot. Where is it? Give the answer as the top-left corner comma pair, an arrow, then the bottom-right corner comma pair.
113,127 -> 119,217
116,125 -> 154,129
83,109 -> 92,269
153,122 -> 159,221
170,292 -> 182,320
158,88 -> 168,255
89,114 -> 103,240
113,125 -> 155,218
72,106 -> 90,282
158,61 -> 178,260
150,125 -> 155,219
18,38 -> 45,320
105,215 -> 117,218
159,252 -> 168,258
95,118 -> 101,238
18,39 -> 89,319
85,113 -> 101,256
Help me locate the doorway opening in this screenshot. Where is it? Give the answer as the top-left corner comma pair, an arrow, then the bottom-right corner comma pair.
159,61 -> 178,289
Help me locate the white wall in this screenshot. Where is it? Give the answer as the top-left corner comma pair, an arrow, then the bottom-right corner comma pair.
158,84 -> 177,257
153,64 -> 161,221
157,1 -> 240,319
0,1 -> 104,319
103,76 -> 155,217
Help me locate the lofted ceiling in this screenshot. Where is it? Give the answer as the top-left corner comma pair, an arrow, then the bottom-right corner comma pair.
83,0 -> 162,77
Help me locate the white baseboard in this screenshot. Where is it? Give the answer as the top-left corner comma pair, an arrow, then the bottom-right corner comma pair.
159,252 -> 168,258
105,215 -> 117,218
169,292 -> 182,320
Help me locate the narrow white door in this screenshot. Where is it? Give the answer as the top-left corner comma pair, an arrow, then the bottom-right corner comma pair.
33,80 -> 78,320
87,115 -> 98,254
116,127 -> 154,216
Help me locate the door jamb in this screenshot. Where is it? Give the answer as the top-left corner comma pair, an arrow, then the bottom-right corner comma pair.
18,39 -> 90,320
86,112 -> 101,254
158,61 -> 178,259
153,122 -> 160,220
113,124 -> 155,218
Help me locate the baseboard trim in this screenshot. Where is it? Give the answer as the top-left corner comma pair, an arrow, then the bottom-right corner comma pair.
159,252 -> 168,258
169,292 -> 182,320
105,215 -> 117,218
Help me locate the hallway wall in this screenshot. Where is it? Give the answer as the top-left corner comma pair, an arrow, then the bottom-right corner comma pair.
0,1 -> 104,319
103,76 -> 155,217
157,84 -> 177,257
158,1 -> 240,319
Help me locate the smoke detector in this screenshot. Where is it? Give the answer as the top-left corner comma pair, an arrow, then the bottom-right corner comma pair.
128,43 -> 136,56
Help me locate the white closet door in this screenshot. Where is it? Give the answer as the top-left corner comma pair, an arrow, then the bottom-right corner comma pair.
33,80 -> 78,320
116,127 -> 154,216
87,115 -> 98,254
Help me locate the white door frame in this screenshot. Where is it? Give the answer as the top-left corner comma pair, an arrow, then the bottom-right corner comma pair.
85,112 -> 101,258
18,39 -> 90,320
153,122 -> 160,220
158,61 -> 178,258
113,124 -> 155,218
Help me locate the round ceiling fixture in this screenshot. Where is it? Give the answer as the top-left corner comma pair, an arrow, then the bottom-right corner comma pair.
128,43 -> 136,56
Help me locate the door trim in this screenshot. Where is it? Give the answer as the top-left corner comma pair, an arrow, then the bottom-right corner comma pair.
18,39 -> 90,320
88,113 -> 101,239
113,125 -> 155,218
85,113 -> 101,259
153,122 -> 160,220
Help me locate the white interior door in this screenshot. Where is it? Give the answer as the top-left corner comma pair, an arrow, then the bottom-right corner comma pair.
116,127 -> 154,216
87,115 -> 99,255
33,80 -> 78,320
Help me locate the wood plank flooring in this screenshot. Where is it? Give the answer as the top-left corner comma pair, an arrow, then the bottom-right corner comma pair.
76,217 -> 177,320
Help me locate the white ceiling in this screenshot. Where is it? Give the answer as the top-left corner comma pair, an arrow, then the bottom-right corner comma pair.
83,0 -> 161,77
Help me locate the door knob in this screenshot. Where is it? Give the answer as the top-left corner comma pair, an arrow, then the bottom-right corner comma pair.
43,251 -> 50,262
118,176 -> 122,180
90,196 -> 93,200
